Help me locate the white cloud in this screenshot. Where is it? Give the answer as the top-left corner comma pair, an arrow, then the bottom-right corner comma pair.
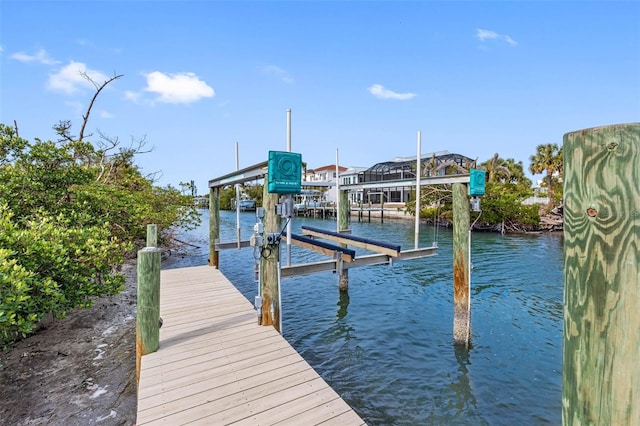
48,61 -> 110,94
476,28 -> 518,46
99,110 -> 114,119
262,65 -> 294,83
368,84 -> 416,100
143,71 -> 215,104
476,29 -> 499,42
124,90 -> 141,103
503,36 -> 518,46
11,48 -> 60,65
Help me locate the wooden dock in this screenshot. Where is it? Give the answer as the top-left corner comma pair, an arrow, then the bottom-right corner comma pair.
136,265 -> 366,425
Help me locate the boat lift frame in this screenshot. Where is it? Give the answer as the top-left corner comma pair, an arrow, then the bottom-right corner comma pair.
208,131 -> 473,346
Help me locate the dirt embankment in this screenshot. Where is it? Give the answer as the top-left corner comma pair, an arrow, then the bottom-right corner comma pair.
0,263 -> 138,426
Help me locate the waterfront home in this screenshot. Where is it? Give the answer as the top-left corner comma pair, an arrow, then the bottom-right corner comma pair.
304,151 -> 475,208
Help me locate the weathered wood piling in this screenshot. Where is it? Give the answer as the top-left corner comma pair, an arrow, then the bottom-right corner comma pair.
452,183 -> 471,346
338,189 -> 350,291
562,122 -> 639,425
208,187 -> 220,268
136,224 -> 161,385
260,179 -> 281,331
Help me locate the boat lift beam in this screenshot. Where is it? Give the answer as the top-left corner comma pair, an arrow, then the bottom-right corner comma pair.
300,225 -> 401,257
208,161 -> 268,188
289,233 -> 356,262
281,246 -> 437,278
215,240 -> 252,250
343,174 -> 471,191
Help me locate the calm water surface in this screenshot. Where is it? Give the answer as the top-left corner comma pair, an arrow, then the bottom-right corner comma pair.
165,209 -> 563,425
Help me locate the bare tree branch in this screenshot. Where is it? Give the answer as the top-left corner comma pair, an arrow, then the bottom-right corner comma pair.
78,73 -> 123,142
94,131 -> 154,183
434,160 -> 468,175
145,170 -> 163,184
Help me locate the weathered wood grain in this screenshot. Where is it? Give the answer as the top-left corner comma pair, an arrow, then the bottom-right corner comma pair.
563,122 -> 639,425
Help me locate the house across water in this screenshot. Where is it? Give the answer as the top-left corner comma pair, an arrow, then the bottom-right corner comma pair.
305,151 -> 476,206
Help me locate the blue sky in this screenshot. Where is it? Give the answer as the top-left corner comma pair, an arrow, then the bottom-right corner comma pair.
1,1 -> 639,193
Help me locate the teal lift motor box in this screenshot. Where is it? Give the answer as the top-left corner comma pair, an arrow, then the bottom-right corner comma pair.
469,169 -> 486,196
267,151 -> 302,194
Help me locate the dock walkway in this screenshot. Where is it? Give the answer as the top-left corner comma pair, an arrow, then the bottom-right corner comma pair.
136,265 -> 365,425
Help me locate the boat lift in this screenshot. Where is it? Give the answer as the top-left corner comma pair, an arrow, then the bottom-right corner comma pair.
208,128 -> 481,347
280,225 -> 436,278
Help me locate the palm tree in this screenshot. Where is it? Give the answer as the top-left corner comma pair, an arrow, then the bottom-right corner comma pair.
480,153 -> 511,183
529,143 -> 563,208
503,158 -> 531,187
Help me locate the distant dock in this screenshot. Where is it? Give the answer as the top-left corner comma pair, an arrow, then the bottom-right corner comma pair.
136,265 -> 366,425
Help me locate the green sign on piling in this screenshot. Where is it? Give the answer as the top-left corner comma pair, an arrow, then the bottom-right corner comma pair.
267,151 -> 302,194
469,169 -> 486,196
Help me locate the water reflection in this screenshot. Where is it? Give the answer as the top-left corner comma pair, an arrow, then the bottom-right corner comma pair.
337,289 -> 350,320
450,345 -> 478,417
327,290 -> 356,345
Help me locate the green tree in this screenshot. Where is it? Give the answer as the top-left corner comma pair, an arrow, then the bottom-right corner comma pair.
0,73 -> 200,345
0,122 -> 202,345
529,143 -> 563,209
477,154 -> 536,231
476,182 -> 537,233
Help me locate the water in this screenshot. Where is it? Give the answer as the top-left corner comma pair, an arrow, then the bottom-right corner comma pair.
165,209 -> 563,425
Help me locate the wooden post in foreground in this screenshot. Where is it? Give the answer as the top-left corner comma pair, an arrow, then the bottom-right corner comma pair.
260,179 -> 281,332
146,224 -> 157,248
136,246 -> 161,386
338,189 -> 350,291
562,123 -> 639,425
209,186 -> 220,268
452,183 -> 470,346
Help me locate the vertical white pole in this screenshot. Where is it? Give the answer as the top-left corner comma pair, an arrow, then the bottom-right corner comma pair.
286,109 -> 292,266
235,141 -> 241,249
286,108 -> 292,152
335,148 -> 340,232
415,131 -> 421,249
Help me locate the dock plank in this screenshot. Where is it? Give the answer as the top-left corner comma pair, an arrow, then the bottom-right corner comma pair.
137,265 -> 365,426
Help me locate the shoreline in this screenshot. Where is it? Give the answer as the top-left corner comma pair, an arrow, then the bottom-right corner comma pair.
0,262 -> 138,426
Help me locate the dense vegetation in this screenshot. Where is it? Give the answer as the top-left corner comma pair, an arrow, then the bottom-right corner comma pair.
0,79 -> 199,346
